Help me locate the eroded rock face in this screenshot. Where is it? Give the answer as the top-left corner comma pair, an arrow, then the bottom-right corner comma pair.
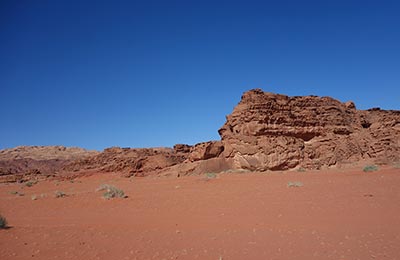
219,89 -> 400,170
188,141 -> 224,162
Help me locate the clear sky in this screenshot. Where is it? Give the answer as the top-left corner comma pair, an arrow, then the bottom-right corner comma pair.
1,0 -> 399,151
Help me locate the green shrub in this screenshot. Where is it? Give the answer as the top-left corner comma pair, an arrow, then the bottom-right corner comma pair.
297,167 -> 306,172
97,184 -> 126,199
287,181 -> 303,188
0,215 -> 7,229
363,165 -> 378,172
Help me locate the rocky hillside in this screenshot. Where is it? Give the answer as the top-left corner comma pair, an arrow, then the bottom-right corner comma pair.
0,146 -> 98,182
1,89 -> 399,182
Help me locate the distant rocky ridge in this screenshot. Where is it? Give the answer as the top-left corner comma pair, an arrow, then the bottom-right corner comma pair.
1,89 -> 399,182
0,146 -> 98,161
0,146 -> 98,182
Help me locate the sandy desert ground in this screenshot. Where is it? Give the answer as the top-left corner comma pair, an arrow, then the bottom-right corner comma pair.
1,167 -> 400,260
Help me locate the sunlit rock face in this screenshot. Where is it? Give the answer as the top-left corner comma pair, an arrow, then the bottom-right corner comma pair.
219,89 -> 400,171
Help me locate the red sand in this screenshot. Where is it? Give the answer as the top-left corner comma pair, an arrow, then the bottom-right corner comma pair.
1,167 -> 400,260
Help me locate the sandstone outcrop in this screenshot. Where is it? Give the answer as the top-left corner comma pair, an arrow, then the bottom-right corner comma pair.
1,89 -> 399,181
219,89 -> 400,171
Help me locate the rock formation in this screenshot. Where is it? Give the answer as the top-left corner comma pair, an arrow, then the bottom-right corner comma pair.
1,89 -> 399,182
218,89 -> 400,171
62,141 -> 226,177
63,146 -> 188,177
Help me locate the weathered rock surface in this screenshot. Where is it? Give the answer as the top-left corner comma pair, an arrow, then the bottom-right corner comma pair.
188,141 -> 224,162
219,89 -> 400,171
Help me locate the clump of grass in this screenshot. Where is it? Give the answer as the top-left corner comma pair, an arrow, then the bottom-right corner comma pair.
0,214 -> 7,229
54,191 -> 66,198
97,184 -> 126,199
393,162 -> 400,169
363,165 -> 378,172
297,167 -> 306,172
9,191 -> 24,196
25,180 -> 38,187
205,172 -> 217,179
234,169 -> 251,174
287,181 -> 303,188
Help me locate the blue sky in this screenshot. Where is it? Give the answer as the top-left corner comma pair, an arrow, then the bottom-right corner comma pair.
1,0 -> 399,151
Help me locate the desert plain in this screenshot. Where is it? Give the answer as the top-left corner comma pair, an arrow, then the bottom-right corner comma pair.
1,166 -> 400,260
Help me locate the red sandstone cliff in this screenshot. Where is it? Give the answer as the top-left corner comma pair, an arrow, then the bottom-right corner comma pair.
218,89 -> 400,171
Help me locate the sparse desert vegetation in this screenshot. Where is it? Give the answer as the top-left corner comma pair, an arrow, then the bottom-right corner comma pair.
205,172 -> 217,179
0,214 -> 7,229
9,191 -> 24,196
287,181 -> 304,187
363,165 -> 379,172
97,184 -> 126,199
54,191 -> 66,198
25,180 -> 37,187
222,169 -> 251,174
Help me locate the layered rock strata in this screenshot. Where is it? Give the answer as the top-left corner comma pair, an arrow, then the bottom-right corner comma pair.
218,89 -> 400,171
